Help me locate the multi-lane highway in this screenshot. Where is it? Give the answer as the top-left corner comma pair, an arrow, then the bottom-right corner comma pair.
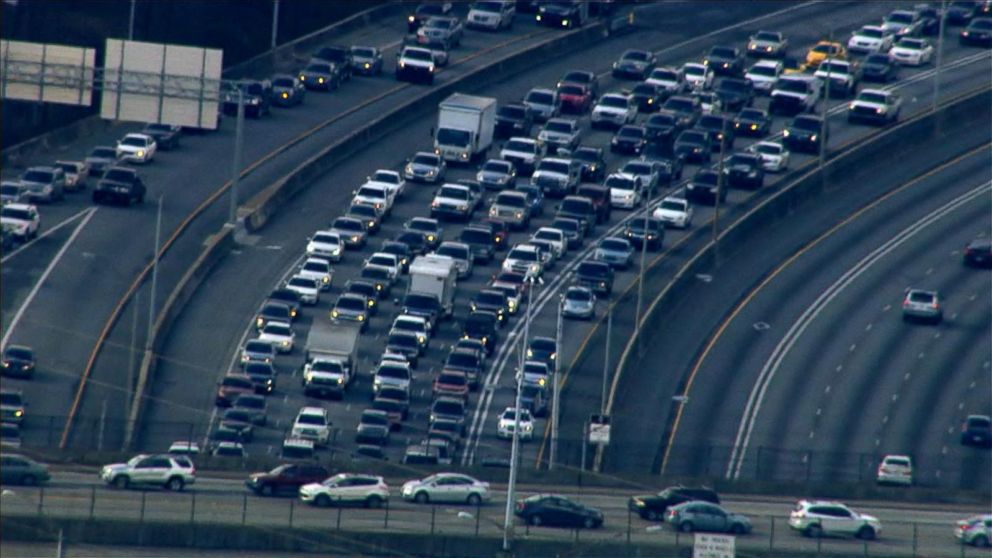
2,470 -> 989,557
1,3 -> 625,452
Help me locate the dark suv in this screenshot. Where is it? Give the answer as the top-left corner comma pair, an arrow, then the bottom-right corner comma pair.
576,184 -> 610,224
223,80 -> 272,118
961,415 -> 992,448
459,225 -> 497,263
624,216 -> 665,251
462,311 -> 499,355
245,464 -> 329,497
723,152 -> 765,190
556,195 -> 597,230
628,486 -> 720,521
93,167 -> 145,206
575,260 -> 614,296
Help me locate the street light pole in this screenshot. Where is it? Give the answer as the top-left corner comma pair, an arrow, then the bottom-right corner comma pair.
601,305 -> 612,415
145,195 -> 163,352
228,85 -> 245,227
503,277 -> 535,551
271,0 -> 281,51
819,28 -> 833,170
712,119 -> 728,263
933,0 -> 947,111
550,293 -> 563,470
128,0 -> 136,40
635,200 -> 649,356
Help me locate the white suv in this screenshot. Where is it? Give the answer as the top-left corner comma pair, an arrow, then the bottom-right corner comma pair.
1,203 -> 40,240
100,454 -> 195,491
299,473 -> 389,508
788,500 -> 881,540
291,407 -> 331,446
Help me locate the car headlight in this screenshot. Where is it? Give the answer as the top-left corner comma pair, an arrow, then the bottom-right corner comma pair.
281,92 -> 289,99
282,340 -> 290,347
561,19 -> 568,26
364,62 -> 371,69
256,317 -> 264,327
408,15 -> 415,22
318,77 -> 325,84
322,276 -> 329,283
332,310 -> 339,318
358,314 -> 365,321
136,150 -> 145,157
299,74 -> 306,81
14,409 -> 24,417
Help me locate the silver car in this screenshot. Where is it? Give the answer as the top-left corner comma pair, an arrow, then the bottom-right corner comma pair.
594,237 -> 635,269
561,285 -> 596,320
404,152 -> 447,184
902,289 -> 942,324
401,473 -> 491,505
666,501 -> 752,535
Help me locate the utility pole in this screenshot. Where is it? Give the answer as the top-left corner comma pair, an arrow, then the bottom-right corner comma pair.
229,85 -> 245,227
128,292 -> 139,423
128,0 -> 136,40
933,0 -> 947,112
503,276 -> 536,551
271,0 -> 281,51
601,306 -> 612,414
635,199 -> 649,356
146,195 -> 163,352
713,118 -> 728,264
550,294 -> 563,470
819,28 -> 833,170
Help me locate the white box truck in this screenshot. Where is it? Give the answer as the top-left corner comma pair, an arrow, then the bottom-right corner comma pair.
303,321 -> 361,397
405,255 -> 457,320
434,93 -> 496,163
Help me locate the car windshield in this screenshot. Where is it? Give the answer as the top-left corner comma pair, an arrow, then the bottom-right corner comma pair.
710,46 -> 736,58
754,143 -> 781,155
665,98 -> 694,112
263,324 -> 291,336
887,11 -> 914,24
349,204 -> 376,218
897,38 -> 924,49
439,186 -> 469,200
496,193 -> 526,207
305,63 -> 330,73
699,115 -> 724,129
1,207 -> 32,220
499,105 -> 526,119
792,117 -> 821,132
245,340 -> 272,353
559,84 -> 585,96
624,50 -> 650,61
273,77 -> 296,88
651,68 -> 678,81
606,175 -> 637,190
819,61 -> 849,74
388,333 -> 418,348
739,109 -> 764,120
526,90 -> 554,105
352,47 -> 375,57
361,412 -> 389,426
412,154 -> 439,166
660,199 -> 687,211
777,79 -> 809,93
679,131 -> 707,144
600,95 -> 628,108
754,31 -> 780,42
433,400 -> 464,415
368,255 -> 395,267
476,291 -> 503,306
483,160 -> 511,173
684,64 -> 705,76
5,347 -> 32,360
859,92 -> 889,104
504,140 -> 536,153
694,171 -> 718,185
437,128 -> 471,146
633,84 -> 657,96
908,291 -> 935,303
719,80 -> 748,92
502,409 -> 532,421
561,199 -> 590,213
618,127 -> 644,139
405,48 -> 433,62
297,413 -> 325,425
437,245 -> 468,259
859,27 -> 884,38
600,239 -> 629,251
545,121 -> 572,134
508,247 -> 539,261
302,261 -> 327,273
91,147 -> 117,158
572,148 -> 599,162
222,376 -> 252,388
648,114 -> 676,127
461,228 -> 491,243
438,373 -> 467,386
628,219 -> 660,233
371,171 -> 399,184
475,1 -> 503,12
812,43 -> 838,54
121,137 -> 146,147
866,53 -> 891,65
578,262 -> 609,277
426,17 -> 453,29
539,161 -> 570,174
748,65 -> 777,77
22,170 -> 53,182
357,187 -> 386,200
378,364 -> 410,379
334,219 -> 363,232
408,219 -> 437,233
535,230 -> 560,242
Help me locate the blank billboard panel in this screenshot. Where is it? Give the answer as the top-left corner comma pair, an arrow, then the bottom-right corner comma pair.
0,40 -> 95,106
101,39 -> 223,130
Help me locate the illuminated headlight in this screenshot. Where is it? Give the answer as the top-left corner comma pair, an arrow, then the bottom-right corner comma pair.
281,340 -> 290,347
418,335 -> 426,345
428,65 -> 435,73
527,349 -> 534,358
136,150 -> 145,157
432,201 -> 440,208
332,310 -> 339,318
358,314 -> 365,321
536,14 -> 542,21
249,98 -> 260,105
299,74 -> 306,81
364,63 -> 371,69
318,77 -> 325,84
337,377 -> 344,384
408,15 -> 415,22
426,169 -> 436,176
515,211 -> 524,219
351,235 -> 359,243
876,107 -> 884,114
810,134 -> 818,141
290,308 -> 298,318
537,377 -> 546,387
750,124 -> 757,130
399,62 -> 406,69
522,423 -> 533,432
561,19 -> 569,26
550,353 -> 556,360
427,235 -> 435,242
256,317 -> 264,327
375,284 -> 383,292
281,92 -> 289,99
482,336 -> 489,344
634,499 -> 646,507
322,276 -> 329,283
14,409 -> 24,418
489,207 -> 498,216
782,129 -> 791,137
460,152 -> 469,160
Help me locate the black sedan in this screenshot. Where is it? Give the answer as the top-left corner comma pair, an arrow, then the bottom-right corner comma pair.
861,53 -> 900,83
630,82 -> 664,113
733,108 -> 771,137
704,45 -> 745,76
644,111 -> 681,146
1,345 -> 35,379
515,495 -> 603,529
695,115 -> 735,151
571,146 -> 606,182
783,114 -> 825,154
610,125 -> 648,155
673,130 -> 712,163
715,78 -> 754,112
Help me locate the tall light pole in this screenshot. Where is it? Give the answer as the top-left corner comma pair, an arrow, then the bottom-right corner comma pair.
271,0 -> 281,51
819,28 -> 833,170
635,198 -> 649,356
128,0 -> 136,40
712,118 -> 728,264
503,275 -> 537,551
933,0 -> 947,111
601,305 -> 612,414
228,85 -> 245,227
145,195 -> 163,352
549,293 -> 563,470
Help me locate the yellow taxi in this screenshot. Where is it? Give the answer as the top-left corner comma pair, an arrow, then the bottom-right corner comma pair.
805,41 -> 847,67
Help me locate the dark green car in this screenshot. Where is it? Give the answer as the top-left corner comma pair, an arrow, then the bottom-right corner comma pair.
1,454 -> 50,486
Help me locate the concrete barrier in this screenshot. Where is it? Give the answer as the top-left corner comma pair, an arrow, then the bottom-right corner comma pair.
0,2 -> 398,169
604,87 -> 992,477
122,225 -> 235,450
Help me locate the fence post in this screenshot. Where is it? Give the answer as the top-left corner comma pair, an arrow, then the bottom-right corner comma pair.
289,498 -> 295,528
626,508 -> 632,544
475,501 -> 481,536
336,506 -> 342,530
140,491 -> 147,524
383,498 -> 389,529
430,505 -> 436,535
189,492 -> 196,524
241,493 -> 248,525
37,486 -> 44,516
89,486 -> 96,520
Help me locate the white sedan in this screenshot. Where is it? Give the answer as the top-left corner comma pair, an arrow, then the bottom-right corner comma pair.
889,37 -> 934,66
285,274 -> 321,305
298,258 -> 333,290
116,133 -> 157,164
364,252 -> 401,280
258,321 -> 295,353
365,169 -> 406,199
747,141 -> 790,172
682,62 -> 714,90
401,473 -> 491,505
0,203 -> 40,240
306,230 -> 342,262
497,407 -> 534,440
352,183 -> 394,214
652,197 -> 693,229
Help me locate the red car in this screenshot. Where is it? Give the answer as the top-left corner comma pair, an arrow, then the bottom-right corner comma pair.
245,463 -> 329,497
558,83 -> 593,114
433,370 -> 470,401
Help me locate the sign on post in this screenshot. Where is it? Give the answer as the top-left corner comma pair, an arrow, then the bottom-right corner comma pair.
101,39 -> 222,129
587,414 -> 610,445
693,533 -> 735,558
0,40 -> 95,105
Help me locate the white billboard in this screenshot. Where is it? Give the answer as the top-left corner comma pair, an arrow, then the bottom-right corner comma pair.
693,533 -> 735,558
0,40 -> 95,106
101,39 -> 222,129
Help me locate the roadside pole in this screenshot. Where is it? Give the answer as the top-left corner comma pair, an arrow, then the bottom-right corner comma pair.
229,86 -> 245,227
933,0 -> 947,112
549,294 -> 563,470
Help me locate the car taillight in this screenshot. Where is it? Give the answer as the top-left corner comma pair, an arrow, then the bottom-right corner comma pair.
516,502 -> 525,511
667,509 -> 677,517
